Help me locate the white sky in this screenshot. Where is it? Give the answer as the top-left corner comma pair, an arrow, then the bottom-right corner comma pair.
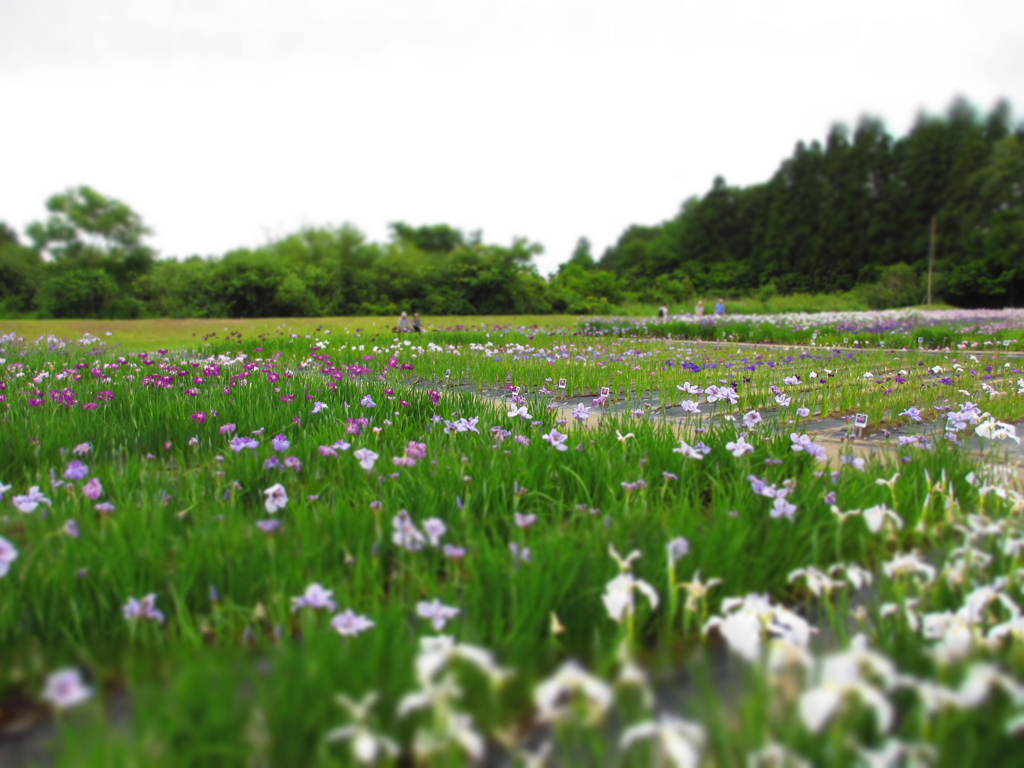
2,0 -> 1021,275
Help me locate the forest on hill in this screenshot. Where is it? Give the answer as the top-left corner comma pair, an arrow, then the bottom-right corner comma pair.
1,96 -> 1020,319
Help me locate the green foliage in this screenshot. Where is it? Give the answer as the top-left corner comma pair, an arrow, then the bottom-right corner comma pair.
36,266 -> 119,318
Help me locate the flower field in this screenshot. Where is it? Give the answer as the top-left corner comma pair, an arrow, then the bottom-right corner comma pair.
1,318 -> 1023,767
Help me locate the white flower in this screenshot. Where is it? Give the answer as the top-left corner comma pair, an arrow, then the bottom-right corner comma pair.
602,573 -> 659,623
861,504 -> 903,534
798,635 -> 895,734
413,635 -> 509,688
882,551 -> 936,583
975,415 -> 1020,444
534,660 -> 613,725
705,594 -> 816,662
620,715 -> 706,768
325,692 -> 398,764
263,483 -> 288,514
42,668 -> 93,710
507,404 -> 531,420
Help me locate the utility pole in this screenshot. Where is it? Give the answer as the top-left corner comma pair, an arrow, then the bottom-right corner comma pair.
926,215 -> 937,305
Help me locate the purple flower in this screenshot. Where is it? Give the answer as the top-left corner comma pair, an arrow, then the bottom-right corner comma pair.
219,423 -> 237,435
95,502 -> 116,515
63,519 -> 81,538
406,441 -> 428,460
509,542 -> 532,563
667,536 -> 691,564
790,433 -> 826,460
514,512 -> 537,528
514,434 -> 531,446
899,406 -> 923,422
230,436 -> 260,452
726,435 -> 754,457
443,544 -> 467,559
796,407 -> 810,418
283,456 -> 302,472
83,477 -> 103,500
272,434 -> 291,452
541,429 -> 569,451
123,593 -> 165,623
191,412 -> 207,424
264,456 -> 282,470
291,583 -> 337,612
416,598 -> 460,630
264,483 -> 288,513
354,448 -> 379,471
331,609 -> 374,636
572,403 -> 592,420
444,417 -> 480,434
360,394 -> 377,408
64,461 -> 89,481
72,442 -> 93,456
257,519 -> 282,534
391,510 -> 426,551
771,496 -> 797,519
423,517 -> 447,546
673,439 -> 707,460
311,401 -> 328,414
13,486 -> 51,514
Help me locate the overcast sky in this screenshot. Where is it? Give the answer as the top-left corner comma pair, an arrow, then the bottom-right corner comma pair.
2,0 -> 1021,275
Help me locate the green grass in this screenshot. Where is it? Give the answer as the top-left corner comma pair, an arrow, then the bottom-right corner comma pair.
1,323 -> 1022,766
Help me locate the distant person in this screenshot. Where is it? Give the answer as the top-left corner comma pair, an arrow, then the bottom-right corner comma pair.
695,300 -> 705,317
658,305 -> 669,322
715,298 -> 726,315
398,311 -> 412,333
413,313 -> 423,333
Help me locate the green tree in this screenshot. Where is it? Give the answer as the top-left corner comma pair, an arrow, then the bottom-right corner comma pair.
27,186 -> 156,287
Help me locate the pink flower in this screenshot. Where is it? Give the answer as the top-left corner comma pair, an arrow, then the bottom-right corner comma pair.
0,535 -> 18,577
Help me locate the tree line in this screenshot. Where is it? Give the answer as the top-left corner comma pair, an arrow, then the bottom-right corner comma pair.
598,96 -> 1023,308
1,96 -> 1020,318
